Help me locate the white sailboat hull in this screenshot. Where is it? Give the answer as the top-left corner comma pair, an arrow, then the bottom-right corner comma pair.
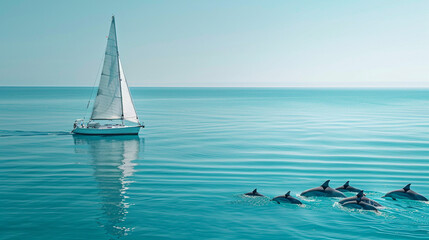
72,125 -> 142,135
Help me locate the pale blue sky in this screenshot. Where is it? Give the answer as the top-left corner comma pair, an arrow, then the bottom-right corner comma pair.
1,0 -> 428,87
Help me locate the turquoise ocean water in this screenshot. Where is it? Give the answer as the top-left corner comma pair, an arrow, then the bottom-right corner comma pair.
1,87 -> 429,239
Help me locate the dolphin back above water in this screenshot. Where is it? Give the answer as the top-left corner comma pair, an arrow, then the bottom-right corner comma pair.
272,191 -> 302,205
338,190 -> 382,207
382,184 -> 428,201
300,180 -> 346,198
340,191 -> 379,212
244,189 -> 265,197
335,181 -> 362,193
341,201 -> 378,211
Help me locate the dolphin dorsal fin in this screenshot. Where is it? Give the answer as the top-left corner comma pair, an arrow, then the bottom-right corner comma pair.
344,181 -> 350,188
285,191 -> 290,197
357,190 -> 364,198
403,184 -> 411,192
253,189 -> 257,194
321,180 -> 330,189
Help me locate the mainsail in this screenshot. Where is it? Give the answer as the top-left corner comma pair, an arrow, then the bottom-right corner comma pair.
91,16 -> 139,124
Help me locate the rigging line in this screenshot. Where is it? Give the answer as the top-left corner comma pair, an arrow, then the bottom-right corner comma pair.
84,47 -> 105,120
112,16 -> 124,123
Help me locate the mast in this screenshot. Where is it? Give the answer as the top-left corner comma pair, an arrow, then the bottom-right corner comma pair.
112,16 -> 125,124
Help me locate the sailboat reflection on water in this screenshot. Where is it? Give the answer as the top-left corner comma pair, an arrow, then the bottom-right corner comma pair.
73,135 -> 141,238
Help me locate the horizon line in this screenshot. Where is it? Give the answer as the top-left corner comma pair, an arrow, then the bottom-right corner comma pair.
1,85 -> 429,89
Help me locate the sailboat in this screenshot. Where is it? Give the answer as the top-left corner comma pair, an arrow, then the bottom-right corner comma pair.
72,16 -> 144,135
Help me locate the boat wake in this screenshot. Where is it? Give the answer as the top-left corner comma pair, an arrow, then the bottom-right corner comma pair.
0,130 -> 71,137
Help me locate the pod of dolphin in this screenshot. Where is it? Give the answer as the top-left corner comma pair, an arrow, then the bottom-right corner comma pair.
244,180 -> 428,212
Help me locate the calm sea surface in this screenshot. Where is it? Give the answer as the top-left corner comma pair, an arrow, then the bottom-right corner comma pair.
1,87 -> 429,239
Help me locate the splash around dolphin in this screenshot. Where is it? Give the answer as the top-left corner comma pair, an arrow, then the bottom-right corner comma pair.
339,190 -> 382,208
335,181 -> 362,193
244,189 -> 265,197
340,191 -> 379,212
272,191 -> 302,205
300,180 -> 346,198
382,184 -> 428,201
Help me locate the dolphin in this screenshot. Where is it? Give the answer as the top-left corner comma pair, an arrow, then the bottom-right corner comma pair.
335,181 -> 362,193
340,192 -> 379,212
272,191 -> 302,205
341,200 -> 378,211
382,184 -> 428,201
339,190 -> 382,208
244,189 -> 264,197
300,180 -> 346,198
